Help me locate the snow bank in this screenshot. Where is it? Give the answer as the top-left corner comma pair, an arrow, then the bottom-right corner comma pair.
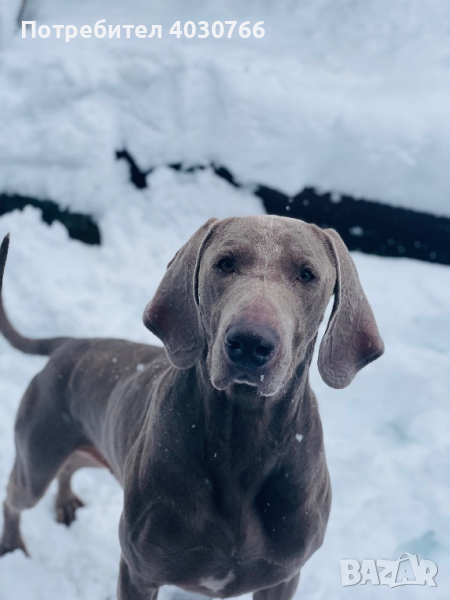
0,170 -> 449,599
1,0 -> 450,215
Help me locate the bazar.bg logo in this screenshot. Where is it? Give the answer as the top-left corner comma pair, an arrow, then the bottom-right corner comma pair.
340,553 -> 438,587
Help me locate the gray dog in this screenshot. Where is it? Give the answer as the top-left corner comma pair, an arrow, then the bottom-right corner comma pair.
0,216 -> 383,599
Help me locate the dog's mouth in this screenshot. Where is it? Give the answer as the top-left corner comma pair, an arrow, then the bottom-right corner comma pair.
210,359 -> 282,397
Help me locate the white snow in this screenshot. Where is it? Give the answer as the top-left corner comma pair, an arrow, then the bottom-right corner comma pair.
1,0 -> 450,215
1,1 -> 449,599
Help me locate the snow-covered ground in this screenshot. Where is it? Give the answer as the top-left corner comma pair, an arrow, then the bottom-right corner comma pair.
1,0 -> 450,598
0,170 -> 449,599
1,0 -> 450,215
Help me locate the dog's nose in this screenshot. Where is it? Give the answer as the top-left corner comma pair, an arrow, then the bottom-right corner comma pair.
225,324 -> 278,369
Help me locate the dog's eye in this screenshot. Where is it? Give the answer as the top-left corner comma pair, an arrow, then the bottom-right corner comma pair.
217,257 -> 235,273
299,268 -> 315,282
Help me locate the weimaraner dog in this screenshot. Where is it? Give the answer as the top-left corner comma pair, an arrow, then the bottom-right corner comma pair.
0,216 -> 384,599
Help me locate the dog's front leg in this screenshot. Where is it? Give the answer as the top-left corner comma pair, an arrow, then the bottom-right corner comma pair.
118,556 -> 159,600
253,572 -> 300,600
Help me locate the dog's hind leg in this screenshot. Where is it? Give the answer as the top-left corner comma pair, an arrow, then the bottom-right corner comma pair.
0,503 -> 28,557
0,374 -> 87,556
55,449 -> 106,526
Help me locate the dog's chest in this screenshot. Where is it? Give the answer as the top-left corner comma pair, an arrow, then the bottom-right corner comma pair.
134,468 -> 313,596
146,505 -> 302,597
124,407 -> 329,595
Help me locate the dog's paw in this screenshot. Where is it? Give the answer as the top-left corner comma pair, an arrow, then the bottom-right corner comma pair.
0,537 -> 29,558
55,492 -> 85,526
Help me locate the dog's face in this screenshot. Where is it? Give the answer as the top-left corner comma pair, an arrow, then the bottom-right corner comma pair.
143,216 -> 384,396
198,217 -> 335,396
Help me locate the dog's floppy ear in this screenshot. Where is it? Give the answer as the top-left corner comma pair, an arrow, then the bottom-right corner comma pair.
318,229 -> 384,389
143,218 -> 219,369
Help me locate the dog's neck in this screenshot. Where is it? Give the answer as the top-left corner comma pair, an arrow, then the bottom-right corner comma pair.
182,340 -> 316,484
195,356 -> 311,428
132,340 -> 322,522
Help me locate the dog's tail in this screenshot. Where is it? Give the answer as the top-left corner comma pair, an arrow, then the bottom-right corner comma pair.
0,234 -> 69,355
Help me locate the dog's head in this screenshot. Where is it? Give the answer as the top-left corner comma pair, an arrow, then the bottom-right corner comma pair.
143,216 -> 384,396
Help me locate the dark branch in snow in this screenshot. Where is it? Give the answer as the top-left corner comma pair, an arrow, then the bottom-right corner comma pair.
256,185 -> 450,265
17,0 -> 28,28
116,147 -> 449,266
116,150 -> 152,189
2,150 -> 448,265
0,194 -> 101,245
